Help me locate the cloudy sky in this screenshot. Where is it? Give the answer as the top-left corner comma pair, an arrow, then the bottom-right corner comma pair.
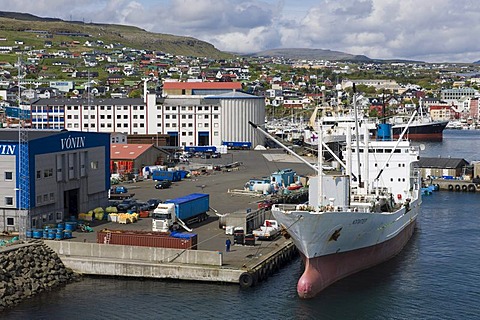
1,0 -> 479,62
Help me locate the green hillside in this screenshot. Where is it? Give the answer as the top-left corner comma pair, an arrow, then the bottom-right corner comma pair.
0,11 -> 232,59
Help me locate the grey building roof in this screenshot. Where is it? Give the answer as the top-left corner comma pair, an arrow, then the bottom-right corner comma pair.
204,91 -> 263,99
418,157 -> 469,169
0,129 -> 62,142
31,98 -> 145,106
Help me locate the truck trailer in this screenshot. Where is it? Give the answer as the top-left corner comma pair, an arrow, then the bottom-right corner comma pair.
153,193 -> 210,232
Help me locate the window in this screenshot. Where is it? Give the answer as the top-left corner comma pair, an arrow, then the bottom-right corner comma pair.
50,193 -> 54,201
5,171 -> 12,180
5,197 -> 13,206
6,217 -> 14,226
43,194 -> 48,202
91,161 -> 98,169
214,115 -> 218,119
56,212 -> 62,220
214,106 -> 219,111
198,106 -> 203,111
37,195 -> 42,203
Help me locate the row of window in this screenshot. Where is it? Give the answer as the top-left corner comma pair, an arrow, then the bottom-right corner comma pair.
36,168 -> 53,179
62,105 -> 221,111
31,212 -> 63,227
36,192 -> 55,205
66,105 -> 145,111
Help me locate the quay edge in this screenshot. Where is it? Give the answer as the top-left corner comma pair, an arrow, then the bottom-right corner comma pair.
43,238 -> 297,288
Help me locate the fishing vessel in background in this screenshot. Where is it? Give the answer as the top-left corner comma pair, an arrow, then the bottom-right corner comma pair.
250,93 -> 422,298
391,115 -> 449,141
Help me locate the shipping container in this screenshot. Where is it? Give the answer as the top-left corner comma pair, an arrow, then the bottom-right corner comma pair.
165,193 -> 209,221
152,170 -> 182,182
221,141 -> 252,150
97,230 -> 197,249
184,145 -> 217,153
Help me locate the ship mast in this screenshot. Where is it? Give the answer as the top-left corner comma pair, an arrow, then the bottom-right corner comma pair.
352,83 -> 363,188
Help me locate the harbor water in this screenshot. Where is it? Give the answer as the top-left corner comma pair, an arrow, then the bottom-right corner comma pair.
3,130 -> 480,320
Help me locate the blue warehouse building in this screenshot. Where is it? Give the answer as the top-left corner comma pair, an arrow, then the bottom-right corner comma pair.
0,129 -> 110,233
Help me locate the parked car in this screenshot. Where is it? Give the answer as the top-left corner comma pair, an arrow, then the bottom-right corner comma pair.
211,152 -> 221,158
155,180 -> 172,189
146,198 -> 162,210
117,199 -> 137,212
131,201 -> 149,212
200,153 -> 211,159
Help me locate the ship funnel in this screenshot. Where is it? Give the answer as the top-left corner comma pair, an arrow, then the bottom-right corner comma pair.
376,123 -> 392,141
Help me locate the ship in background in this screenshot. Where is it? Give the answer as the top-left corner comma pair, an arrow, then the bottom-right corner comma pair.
391,115 -> 449,141
250,90 -> 422,298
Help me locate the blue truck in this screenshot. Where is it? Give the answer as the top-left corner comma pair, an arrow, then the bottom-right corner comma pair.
152,193 -> 210,232
184,146 -> 217,153
152,170 -> 182,182
221,141 -> 252,150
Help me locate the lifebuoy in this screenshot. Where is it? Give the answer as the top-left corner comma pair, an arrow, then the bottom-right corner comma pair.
468,184 -> 476,192
239,272 -> 254,288
448,185 -> 454,191
397,194 -> 402,200
462,185 -> 468,191
455,185 -> 461,191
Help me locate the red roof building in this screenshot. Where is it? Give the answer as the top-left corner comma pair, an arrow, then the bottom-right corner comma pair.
110,144 -> 166,174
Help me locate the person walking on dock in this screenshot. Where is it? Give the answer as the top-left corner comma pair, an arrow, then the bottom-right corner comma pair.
225,238 -> 231,252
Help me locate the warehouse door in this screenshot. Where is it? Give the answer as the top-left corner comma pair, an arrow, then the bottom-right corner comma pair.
198,131 -> 209,146
64,189 -> 79,218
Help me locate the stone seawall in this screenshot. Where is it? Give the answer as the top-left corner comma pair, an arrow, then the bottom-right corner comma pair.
0,242 -> 80,311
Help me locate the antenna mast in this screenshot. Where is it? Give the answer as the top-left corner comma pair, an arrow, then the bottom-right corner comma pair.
17,56 -> 30,240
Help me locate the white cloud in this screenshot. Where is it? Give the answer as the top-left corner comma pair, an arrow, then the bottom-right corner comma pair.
1,0 -> 480,62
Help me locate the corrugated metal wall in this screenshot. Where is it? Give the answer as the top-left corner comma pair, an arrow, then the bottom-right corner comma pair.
220,98 -> 265,147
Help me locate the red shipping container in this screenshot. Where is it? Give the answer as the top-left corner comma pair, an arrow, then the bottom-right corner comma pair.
97,229 -> 197,250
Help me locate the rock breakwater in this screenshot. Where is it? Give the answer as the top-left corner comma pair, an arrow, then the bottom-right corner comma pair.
0,242 -> 80,311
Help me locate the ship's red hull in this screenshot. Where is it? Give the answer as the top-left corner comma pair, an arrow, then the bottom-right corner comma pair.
297,219 -> 417,299
392,132 -> 443,141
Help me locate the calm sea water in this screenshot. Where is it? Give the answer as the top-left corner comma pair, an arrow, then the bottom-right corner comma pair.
3,130 -> 480,320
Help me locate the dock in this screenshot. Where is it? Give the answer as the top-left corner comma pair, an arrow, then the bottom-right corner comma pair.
42,150 -> 308,287
430,179 -> 479,192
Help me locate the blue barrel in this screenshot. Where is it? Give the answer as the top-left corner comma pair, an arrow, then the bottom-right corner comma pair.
65,222 -> 77,231
57,227 -> 64,233
43,229 -> 50,239
26,229 -> 33,238
55,231 -> 64,240
33,229 -> 43,239
47,228 -> 56,240
57,222 -> 65,229
63,230 -> 72,239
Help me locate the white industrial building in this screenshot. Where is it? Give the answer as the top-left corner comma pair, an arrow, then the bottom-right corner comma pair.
29,88 -> 265,148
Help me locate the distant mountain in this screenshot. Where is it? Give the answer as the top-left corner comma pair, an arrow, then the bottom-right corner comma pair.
248,48 -> 372,62
248,48 -> 425,63
0,11 -> 231,59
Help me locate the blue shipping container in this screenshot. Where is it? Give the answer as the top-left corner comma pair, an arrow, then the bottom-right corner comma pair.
184,146 -> 217,153
165,193 -> 209,220
152,170 -> 182,182
221,141 -> 252,149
